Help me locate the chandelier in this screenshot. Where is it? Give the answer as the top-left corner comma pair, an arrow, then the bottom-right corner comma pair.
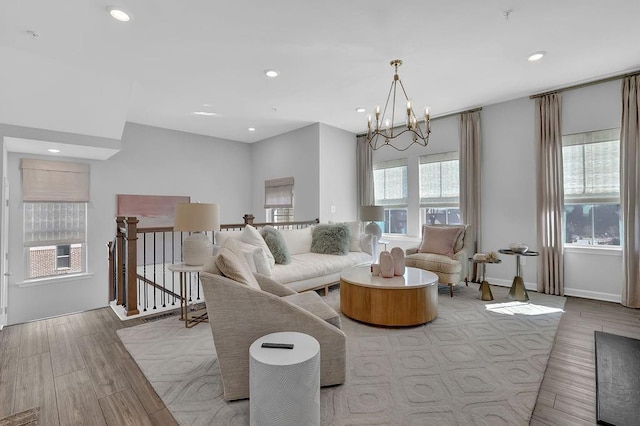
366,59 -> 431,151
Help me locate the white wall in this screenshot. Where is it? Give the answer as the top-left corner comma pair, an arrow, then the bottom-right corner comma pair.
250,124 -> 321,221
4,122 -> 251,324
318,123 -> 358,223
481,97 -> 538,287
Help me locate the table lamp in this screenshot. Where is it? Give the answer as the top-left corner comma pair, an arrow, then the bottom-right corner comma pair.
360,205 -> 384,239
174,203 -> 220,266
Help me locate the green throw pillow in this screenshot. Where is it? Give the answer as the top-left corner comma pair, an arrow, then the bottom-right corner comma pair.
260,226 -> 291,264
311,224 -> 350,255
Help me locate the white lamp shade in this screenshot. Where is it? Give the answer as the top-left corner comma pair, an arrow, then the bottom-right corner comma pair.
174,203 -> 220,232
360,205 -> 384,222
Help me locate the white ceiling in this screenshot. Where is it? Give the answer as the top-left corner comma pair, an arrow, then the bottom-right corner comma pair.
1,0 -> 639,144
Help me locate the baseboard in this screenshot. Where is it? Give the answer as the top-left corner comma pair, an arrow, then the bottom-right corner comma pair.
563,287 -> 621,303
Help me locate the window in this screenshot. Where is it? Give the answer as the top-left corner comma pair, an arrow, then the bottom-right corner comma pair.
20,159 -> 90,279
562,129 -> 620,246
374,159 -> 408,234
264,177 -> 294,223
25,203 -> 87,278
419,152 -> 460,226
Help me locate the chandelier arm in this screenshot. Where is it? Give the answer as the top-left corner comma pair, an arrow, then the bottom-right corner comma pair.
381,80 -> 394,133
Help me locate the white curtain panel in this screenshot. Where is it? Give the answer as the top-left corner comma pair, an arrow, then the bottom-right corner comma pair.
535,94 -> 564,296
620,75 -> 640,308
459,111 -> 482,280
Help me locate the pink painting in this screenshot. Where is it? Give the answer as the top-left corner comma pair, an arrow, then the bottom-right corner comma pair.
117,194 -> 190,228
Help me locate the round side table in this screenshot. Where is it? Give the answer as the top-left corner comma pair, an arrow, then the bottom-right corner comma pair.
468,258 -> 502,301
249,332 -> 320,426
498,249 -> 539,302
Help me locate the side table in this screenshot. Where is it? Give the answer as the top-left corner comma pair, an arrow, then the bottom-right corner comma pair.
249,332 -> 320,426
468,258 -> 502,301
498,249 -> 539,302
167,263 -> 207,328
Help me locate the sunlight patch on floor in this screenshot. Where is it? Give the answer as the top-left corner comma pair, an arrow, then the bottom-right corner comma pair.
485,301 -> 564,316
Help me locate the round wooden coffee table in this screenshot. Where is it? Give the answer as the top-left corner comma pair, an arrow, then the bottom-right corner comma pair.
340,266 -> 438,326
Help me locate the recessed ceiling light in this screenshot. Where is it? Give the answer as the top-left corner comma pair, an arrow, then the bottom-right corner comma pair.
107,7 -> 131,22
264,70 -> 279,78
48,149 -> 60,153
355,107 -> 366,113
193,111 -> 218,116
248,127 -> 256,132
528,51 -> 546,62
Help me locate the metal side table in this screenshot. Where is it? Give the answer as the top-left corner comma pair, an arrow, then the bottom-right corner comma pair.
498,249 -> 539,302
468,258 -> 502,301
168,263 -> 207,328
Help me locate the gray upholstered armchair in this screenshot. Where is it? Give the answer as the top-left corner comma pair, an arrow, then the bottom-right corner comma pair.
199,269 -> 346,401
405,224 -> 471,297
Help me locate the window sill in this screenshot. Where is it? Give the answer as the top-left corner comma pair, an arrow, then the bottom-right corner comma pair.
564,245 -> 622,256
16,272 -> 94,288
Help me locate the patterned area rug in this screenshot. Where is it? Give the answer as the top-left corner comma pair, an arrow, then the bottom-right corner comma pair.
117,283 -> 565,425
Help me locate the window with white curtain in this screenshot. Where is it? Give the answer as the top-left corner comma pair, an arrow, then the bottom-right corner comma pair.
374,159 -> 408,234
21,159 -> 89,279
419,151 -> 461,226
265,177 -> 294,222
562,129 -> 621,246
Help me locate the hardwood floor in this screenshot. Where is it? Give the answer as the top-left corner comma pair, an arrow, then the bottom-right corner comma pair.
0,308 -> 177,425
531,296 -> 640,425
1,295 -> 639,425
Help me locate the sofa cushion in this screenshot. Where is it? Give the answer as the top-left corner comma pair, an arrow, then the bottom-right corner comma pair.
214,230 -> 242,246
270,251 -> 371,284
283,291 -> 341,329
261,226 -> 291,265
405,252 -> 462,274
280,227 -> 313,255
215,243 -> 260,289
418,225 -> 463,258
311,224 -> 350,255
233,240 -> 272,276
242,225 -> 275,268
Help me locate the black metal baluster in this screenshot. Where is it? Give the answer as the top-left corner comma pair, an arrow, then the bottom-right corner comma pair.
143,233 -> 147,312
153,232 -> 157,310
162,231 -> 167,308
172,232 -> 176,305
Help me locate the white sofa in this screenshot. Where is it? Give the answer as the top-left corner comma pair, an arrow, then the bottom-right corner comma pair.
215,224 -> 375,294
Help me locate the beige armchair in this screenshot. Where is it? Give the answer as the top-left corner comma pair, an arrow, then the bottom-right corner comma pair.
405,224 -> 471,297
199,270 -> 346,401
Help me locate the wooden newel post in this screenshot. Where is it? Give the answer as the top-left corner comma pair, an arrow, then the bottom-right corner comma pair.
125,217 -> 140,316
243,214 -> 254,225
115,216 -> 126,306
107,241 -> 114,303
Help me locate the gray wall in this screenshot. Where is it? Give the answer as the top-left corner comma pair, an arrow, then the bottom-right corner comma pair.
4,122 -> 251,324
250,124 -> 321,221
318,123 -> 358,223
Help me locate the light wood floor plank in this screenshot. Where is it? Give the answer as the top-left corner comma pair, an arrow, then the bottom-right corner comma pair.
0,323 -> 23,350
99,389 -> 153,426
54,369 -> 106,426
14,352 -> 59,426
19,322 -> 50,359
48,323 -> 85,378
77,334 -> 129,400
0,348 -> 19,418
148,408 -> 178,426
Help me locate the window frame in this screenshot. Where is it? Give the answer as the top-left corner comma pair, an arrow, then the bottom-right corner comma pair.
373,159 -> 408,235
562,129 -> 621,248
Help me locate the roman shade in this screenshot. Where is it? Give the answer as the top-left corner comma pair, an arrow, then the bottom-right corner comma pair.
419,151 -> 459,206
374,159 -> 408,205
264,177 -> 294,209
21,159 -> 90,202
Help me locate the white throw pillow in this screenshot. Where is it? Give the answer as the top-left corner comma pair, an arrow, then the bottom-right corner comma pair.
280,227 -> 313,255
215,230 -> 242,247
234,240 -> 272,276
241,225 -> 275,268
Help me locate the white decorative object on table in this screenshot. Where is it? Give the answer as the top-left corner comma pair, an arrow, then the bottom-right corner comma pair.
250,332 -> 320,426
509,243 -> 528,253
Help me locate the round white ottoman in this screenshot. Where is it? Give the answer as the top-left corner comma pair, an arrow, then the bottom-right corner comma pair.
249,332 -> 320,426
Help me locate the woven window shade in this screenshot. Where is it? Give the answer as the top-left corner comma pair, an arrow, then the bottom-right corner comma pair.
21,159 -> 90,202
264,177 -> 294,209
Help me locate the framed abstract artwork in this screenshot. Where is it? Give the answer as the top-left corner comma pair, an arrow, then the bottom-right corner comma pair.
116,194 -> 190,228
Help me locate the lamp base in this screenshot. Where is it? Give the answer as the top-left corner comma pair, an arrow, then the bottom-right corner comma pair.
364,221 -> 382,240
182,231 -> 213,266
